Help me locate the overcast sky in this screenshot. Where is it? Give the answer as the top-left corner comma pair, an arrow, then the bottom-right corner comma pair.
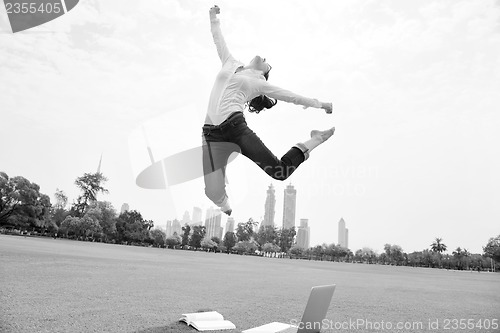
1,0 -> 499,254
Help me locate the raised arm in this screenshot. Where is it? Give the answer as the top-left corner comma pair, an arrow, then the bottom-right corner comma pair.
209,5 -> 233,65
256,81 -> 333,114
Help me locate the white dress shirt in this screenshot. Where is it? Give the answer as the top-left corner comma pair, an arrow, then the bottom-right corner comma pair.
205,17 -> 323,125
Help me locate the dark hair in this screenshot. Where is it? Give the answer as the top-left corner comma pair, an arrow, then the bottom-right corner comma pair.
248,69 -> 277,113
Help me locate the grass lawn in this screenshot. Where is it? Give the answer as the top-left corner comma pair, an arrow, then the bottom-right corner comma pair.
1,235 -> 499,333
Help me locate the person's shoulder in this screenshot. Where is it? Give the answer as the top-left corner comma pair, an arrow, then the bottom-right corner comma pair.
222,59 -> 244,72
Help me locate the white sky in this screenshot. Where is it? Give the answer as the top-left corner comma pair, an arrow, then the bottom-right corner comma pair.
1,0 -> 499,254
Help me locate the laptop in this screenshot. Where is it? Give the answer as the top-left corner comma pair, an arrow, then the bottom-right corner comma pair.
242,284 -> 336,333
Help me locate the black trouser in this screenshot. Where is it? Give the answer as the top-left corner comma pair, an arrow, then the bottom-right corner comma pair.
202,112 -> 306,207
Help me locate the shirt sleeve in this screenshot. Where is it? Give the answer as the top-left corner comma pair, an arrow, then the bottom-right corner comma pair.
210,18 -> 234,65
255,80 -> 323,109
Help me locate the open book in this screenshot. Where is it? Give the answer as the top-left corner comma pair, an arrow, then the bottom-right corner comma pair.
179,311 -> 236,331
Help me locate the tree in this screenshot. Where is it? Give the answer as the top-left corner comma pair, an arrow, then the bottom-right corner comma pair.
235,218 -> 258,242
421,249 -> 438,267
233,240 -> 257,254
325,244 -> 345,262
0,173 -> 53,231
408,251 -> 423,267
233,241 -> 246,254
189,225 -> 206,249
181,224 -> 191,246
59,216 -> 81,238
430,237 -> 447,254
0,172 -> 17,225
289,244 -> 304,258
390,245 -> 404,265
323,243 -> 334,261
79,215 -> 103,240
262,242 -> 280,253
150,228 -> 167,248
201,238 -> 217,251
49,189 -> 69,231
360,247 -> 377,264
452,247 -> 470,270
72,172 -> 109,216
211,236 -> 221,245
54,188 -> 68,210
354,249 -> 363,263
277,227 -> 296,253
312,245 -> 325,260
58,215 -> 100,240
84,201 -> 117,241
255,225 -> 278,248
384,243 -> 404,265
483,235 -> 500,263
166,234 -> 181,248
223,231 -> 237,251
115,210 -> 151,244
344,249 -> 354,263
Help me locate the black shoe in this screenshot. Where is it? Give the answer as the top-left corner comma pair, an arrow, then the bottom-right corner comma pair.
223,209 -> 232,216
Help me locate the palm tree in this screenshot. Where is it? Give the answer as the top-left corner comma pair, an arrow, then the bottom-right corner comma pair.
430,237 -> 447,267
430,237 -> 447,253
452,247 -> 468,270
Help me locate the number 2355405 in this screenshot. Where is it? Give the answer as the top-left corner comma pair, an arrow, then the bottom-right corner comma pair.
5,2 -> 62,14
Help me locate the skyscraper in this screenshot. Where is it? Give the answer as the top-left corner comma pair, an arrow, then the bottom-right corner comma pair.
263,183 -> 276,227
192,207 -> 202,226
166,220 -> 173,237
120,203 -> 129,214
338,218 -> 349,248
172,219 -> 182,236
225,217 -> 235,235
296,218 -> 310,249
205,207 -> 223,240
182,210 -> 191,226
282,183 -> 297,230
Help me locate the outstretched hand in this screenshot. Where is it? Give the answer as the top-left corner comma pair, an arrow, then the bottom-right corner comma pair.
209,5 -> 220,18
322,102 -> 333,114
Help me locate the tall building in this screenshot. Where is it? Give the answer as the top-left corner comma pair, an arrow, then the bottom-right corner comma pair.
166,220 -> 172,237
225,217 -> 235,235
282,183 -> 297,230
205,207 -> 223,240
120,203 -> 129,214
296,218 -> 310,249
192,207 -> 202,226
263,183 -> 276,227
338,218 -> 349,248
182,210 -> 191,226
172,219 -> 182,236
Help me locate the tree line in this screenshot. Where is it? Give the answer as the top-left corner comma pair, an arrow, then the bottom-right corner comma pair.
1,171 -> 499,271
164,219 -> 298,254
0,171 -> 162,246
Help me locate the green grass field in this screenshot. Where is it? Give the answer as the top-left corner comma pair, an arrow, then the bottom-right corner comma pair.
1,235 -> 499,333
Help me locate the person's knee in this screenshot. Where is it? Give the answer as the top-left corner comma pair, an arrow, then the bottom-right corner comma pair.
270,172 -> 288,181
267,165 -> 296,181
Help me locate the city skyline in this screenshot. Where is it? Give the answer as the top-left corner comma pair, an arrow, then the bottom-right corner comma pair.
2,0 -> 498,255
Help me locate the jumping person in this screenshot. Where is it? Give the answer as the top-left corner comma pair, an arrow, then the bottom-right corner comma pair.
203,5 -> 335,216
